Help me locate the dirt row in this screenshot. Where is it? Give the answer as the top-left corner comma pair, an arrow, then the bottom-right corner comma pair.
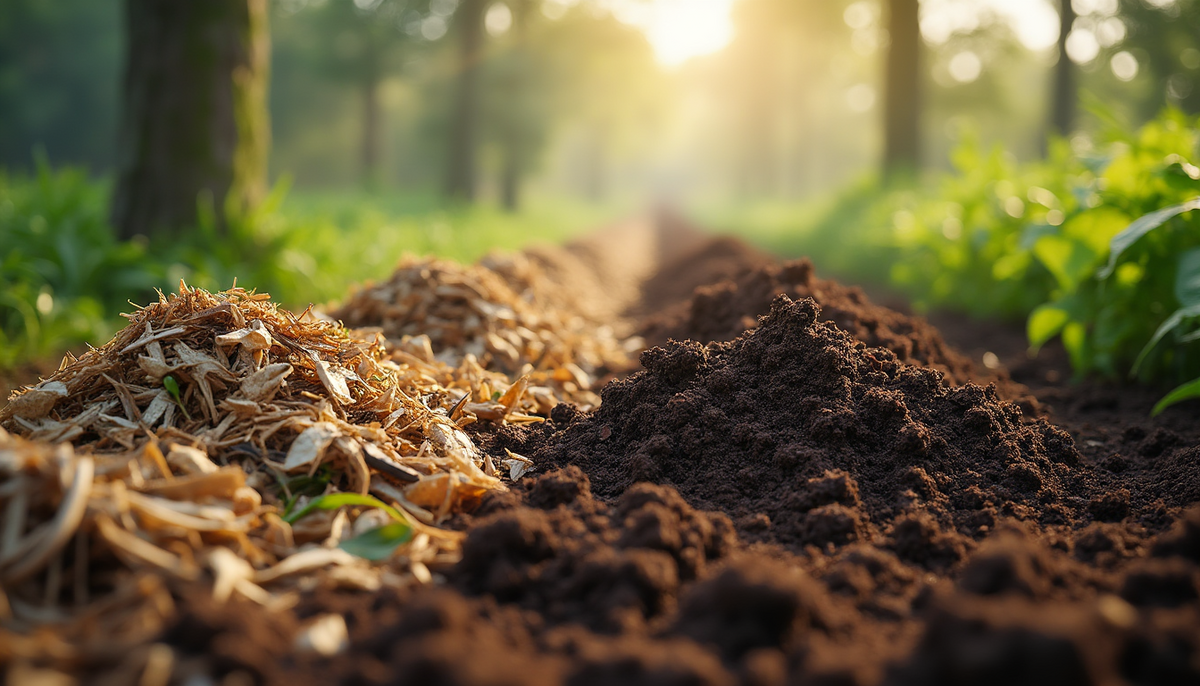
6,214 -> 1200,686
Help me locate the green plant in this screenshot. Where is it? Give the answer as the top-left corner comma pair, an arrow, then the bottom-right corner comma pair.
284,491 -> 414,560
716,108 -> 1200,411
1027,111 -> 1200,383
0,157 -> 161,368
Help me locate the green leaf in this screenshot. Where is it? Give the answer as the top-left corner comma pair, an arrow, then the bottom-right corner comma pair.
1099,197 -> 1200,279
1033,235 -> 1098,291
284,492 -> 404,525
1132,303 -> 1200,376
1175,248 -> 1200,307
1027,304 -> 1071,350
162,374 -> 191,421
339,522 -> 414,561
1152,376 -> 1200,416
1061,321 -> 1089,374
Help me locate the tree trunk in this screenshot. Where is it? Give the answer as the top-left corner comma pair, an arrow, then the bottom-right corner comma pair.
883,0 -> 921,179
498,0 -> 535,213
1050,0 -> 1076,139
111,0 -> 269,240
583,124 -> 608,202
362,68 -> 381,190
500,153 -> 519,211
444,0 -> 485,201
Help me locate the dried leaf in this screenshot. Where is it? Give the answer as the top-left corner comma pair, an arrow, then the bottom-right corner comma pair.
283,422 -> 341,472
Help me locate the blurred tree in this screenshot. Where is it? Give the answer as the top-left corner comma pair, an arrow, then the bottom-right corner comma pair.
0,0 -> 121,170
1114,0 -> 1200,116
445,0 -> 486,200
883,0 -> 921,177
725,0 -> 787,197
543,7 -> 664,202
487,0 -> 545,211
111,0 -> 270,239
1051,0 -> 1076,138
298,0 -> 432,188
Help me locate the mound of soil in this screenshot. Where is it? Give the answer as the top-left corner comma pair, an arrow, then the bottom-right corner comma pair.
634,235 -> 778,320
530,296 -> 1100,558
641,257 -> 1024,398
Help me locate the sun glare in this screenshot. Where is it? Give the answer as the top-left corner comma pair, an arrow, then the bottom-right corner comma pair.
608,0 -> 737,67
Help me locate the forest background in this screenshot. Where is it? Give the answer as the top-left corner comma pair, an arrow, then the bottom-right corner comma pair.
2,0 -> 1200,401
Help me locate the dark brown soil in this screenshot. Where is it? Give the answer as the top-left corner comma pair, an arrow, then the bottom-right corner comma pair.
22,225 -> 1200,686
640,256 -> 1034,406
531,296 -> 1101,550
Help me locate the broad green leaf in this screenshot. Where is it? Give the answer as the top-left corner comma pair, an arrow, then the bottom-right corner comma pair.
1175,248 -> 1200,307
339,522 -> 414,561
1132,303 -> 1200,376
1152,376 -> 1200,416
1099,197 -> 1200,278
162,375 -> 191,421
1027,304 -> 1070,350
1060,207 -> 1129,255
284,492 -> 404,524
1033,235 -> 1096,291
1061,321 -> 1088,374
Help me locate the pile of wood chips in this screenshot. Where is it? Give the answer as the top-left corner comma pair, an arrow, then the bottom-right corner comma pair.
0,282 -> 566,669
333,255 -> 641,412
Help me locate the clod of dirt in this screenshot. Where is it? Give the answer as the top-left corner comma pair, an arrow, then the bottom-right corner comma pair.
537,295 -> 1086,553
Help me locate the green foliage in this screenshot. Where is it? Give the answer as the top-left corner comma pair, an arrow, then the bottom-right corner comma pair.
721,109 -> 1200,409
1031,111 -> 1200,383
0,165 -> 600,373
0,159 -> 156,367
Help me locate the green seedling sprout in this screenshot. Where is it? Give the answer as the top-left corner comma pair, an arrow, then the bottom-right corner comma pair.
284,492 -> 415,560
162,375 -> 191,420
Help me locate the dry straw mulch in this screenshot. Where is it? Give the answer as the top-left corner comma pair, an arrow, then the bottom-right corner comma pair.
333,254 -> 641,412
0,282 -> 557,665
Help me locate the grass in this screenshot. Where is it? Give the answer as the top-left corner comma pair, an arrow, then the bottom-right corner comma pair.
0,165 -> 617,374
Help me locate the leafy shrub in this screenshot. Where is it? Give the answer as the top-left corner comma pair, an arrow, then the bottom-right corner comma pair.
1025,111 -> 1200,385
723,108 -> 1200,407
0,159 -> 159,367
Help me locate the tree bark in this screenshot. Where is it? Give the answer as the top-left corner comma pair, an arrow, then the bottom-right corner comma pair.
500,153 -> 519,211
883,0 -> 921,179
445,0 -> 485,201
1050,0 -> 1076,139
362,67 -> 381,190
498,0 -> 537,212
111,0 -> 269,240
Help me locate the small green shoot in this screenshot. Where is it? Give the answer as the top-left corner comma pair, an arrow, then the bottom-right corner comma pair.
1152,377 -> 1200,415
339,522 -> 414,560
277,464 -> 336,518
283,492 -> 405,525
162,375 -> 191,420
